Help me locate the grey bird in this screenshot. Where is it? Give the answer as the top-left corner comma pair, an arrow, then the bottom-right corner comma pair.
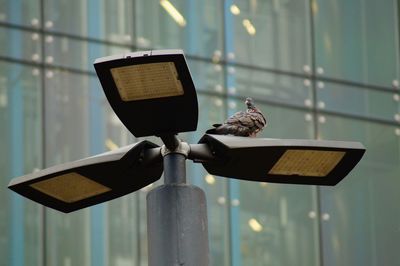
206,97 -> 267,137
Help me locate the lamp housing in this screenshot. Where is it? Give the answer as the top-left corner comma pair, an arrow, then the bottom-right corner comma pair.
8,141 -> 162,213
94,50 -> 198,137
199,134 -> 365,186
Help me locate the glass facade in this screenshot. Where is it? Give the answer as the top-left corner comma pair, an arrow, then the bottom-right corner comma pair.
0,1 -> 399,265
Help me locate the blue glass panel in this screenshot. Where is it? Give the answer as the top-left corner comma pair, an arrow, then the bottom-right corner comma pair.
319,115 -> 400,266
0,61 -> 42,266
314,0 -> 399,87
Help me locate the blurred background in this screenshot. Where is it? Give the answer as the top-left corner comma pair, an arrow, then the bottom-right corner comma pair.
0,0 -> 399,265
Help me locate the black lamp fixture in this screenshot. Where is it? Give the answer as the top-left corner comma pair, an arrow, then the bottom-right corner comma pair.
8,141 -> 162,213
94,49 -> 198,138
198,134 -> 365,186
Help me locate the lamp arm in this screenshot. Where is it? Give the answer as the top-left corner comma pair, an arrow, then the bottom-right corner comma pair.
188,144 -> 215,162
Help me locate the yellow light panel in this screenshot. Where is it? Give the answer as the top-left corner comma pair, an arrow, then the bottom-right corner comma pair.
110,62 -> 184,101
269,150 -> 345,177
30,172 -> 111,203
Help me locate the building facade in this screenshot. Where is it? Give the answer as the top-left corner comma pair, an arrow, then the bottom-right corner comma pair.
0,0 -> 399,265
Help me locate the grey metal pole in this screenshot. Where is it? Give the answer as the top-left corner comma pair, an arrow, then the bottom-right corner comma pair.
147,145 -> 210,266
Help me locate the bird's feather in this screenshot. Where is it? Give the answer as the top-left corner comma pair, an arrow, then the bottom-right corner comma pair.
206,98 -> 267,137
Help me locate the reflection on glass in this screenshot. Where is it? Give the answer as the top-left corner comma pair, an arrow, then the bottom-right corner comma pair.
0,27 -> 42,62
44,69 -> 90,165
45,36 -> 130,71
238,181 -> 319,266
228,0 -> 311,73
44,0 -> 134,43
319,115 -> 400,266
0,0 -> 40,27
107,194 -> 140,266
0,61 -> 42,266
314,0 -> 399,87
233,66 -> 313,107
46,209 -> 91,266
187,59 -> 224,93
188,164 -> 229,266
316,81 -> 399,121
135,0 -> 223,58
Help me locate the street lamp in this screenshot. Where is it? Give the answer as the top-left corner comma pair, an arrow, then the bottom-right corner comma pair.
8,50 -> 365,266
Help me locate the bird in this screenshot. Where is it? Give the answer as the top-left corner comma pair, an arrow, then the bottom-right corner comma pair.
206,97 -> 267,137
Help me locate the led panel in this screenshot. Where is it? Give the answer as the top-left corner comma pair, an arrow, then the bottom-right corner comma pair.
30,172 -> 111,203
268,150 -> 346,177
111,62 -> 184,101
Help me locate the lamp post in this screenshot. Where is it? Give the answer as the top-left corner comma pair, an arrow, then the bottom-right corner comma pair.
8,50 -> 365,266
147,138 -> 209,266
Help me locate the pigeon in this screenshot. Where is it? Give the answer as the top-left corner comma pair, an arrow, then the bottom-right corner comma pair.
206,97 -> 267,137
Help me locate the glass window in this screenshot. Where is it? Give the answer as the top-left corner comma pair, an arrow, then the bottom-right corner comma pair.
44,69 -> 91,165
44,36 -> 130,72
44,0 -> 134,43
135,0 -> 224,58
233,66 -> 313,108
318,115 -> 400,266
227,0 -> 311,74
225,100 -> 319,265
46,209 -> 91,266
44,0 -> 133,41
237,181 -> 320,266
0,61 -> 43,266
107,194 -> 140,266
187,59 -> 225,94
0,27 -> 42,62
0,0 -> 40,27
314,0 -> 399,87
316,81 -> 400,121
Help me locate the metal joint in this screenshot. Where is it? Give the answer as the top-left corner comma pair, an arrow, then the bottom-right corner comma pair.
161,141 -> 190,157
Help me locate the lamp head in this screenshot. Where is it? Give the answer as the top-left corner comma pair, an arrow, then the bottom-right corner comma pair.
199,134 -> 365,186
8,141 -> 163,213
94,50 -> 198,137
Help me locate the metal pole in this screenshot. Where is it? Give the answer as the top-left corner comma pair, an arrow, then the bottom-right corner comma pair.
147,149 -> 210,266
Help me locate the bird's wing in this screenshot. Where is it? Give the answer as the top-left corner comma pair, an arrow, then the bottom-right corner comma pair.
249,111 -> 267,129
208,108 -> 266,137
226,111 -> 254,127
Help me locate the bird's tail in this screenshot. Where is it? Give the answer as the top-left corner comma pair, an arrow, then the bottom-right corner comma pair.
206,124 -> 222,134
206,128 -> 217,134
